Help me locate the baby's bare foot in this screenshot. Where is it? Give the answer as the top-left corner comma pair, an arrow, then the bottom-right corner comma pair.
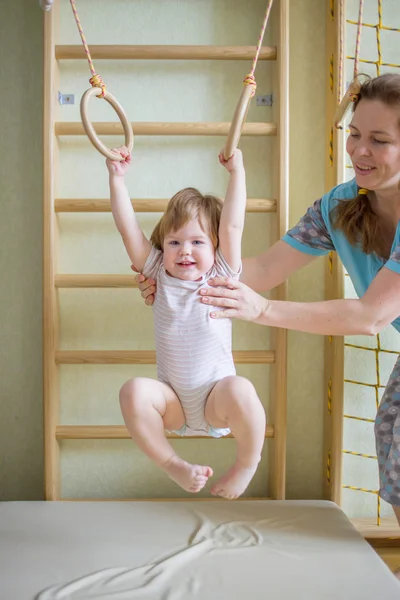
163,455 -> 213,493
211,461 -> 257,500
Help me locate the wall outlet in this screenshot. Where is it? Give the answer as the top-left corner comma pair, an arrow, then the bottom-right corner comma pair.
256,94 -> 273,106
58,92 -> 75,105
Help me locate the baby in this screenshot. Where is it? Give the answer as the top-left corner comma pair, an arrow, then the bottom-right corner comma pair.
106,147 -> 266,499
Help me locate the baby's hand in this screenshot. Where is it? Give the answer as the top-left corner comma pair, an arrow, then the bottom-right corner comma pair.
218,148 -> 244,173
106,146 -> 132,177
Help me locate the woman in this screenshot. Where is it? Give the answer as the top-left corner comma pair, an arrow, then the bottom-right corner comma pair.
135,73 -> 400,525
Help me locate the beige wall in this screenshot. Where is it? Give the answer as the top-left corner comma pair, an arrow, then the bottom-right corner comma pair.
0,0 -> 327,500
0,1 -> 44,499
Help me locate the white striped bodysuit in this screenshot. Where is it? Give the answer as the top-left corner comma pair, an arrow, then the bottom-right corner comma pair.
143,246 -> 240,438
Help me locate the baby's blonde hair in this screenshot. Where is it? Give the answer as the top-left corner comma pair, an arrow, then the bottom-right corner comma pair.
150,187 -> 223,250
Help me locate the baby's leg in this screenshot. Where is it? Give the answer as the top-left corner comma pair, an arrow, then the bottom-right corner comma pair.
120,378 -> 213,492
205,376 -> 265,499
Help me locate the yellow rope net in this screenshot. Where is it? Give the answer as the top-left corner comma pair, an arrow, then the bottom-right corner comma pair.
342,333 -> 398,524
347,2 -> 400,75
339,0 -> 400,526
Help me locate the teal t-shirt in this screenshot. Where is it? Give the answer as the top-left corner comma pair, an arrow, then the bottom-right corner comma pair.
282,178 -> 400,332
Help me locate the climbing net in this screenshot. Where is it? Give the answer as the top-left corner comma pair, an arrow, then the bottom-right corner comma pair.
341,0 -> 400,525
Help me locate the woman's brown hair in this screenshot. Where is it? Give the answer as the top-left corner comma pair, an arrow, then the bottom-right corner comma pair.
331,73 -> 400,258
150,187 -> 223,250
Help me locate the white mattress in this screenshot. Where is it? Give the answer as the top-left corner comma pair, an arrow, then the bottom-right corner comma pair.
0,500 -> 399,599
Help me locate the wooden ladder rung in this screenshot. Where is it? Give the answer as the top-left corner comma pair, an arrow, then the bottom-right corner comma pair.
55,45 -> 277,61
351,517 -> 400,545
55,198 -> 277,213
55,350 -> 275,365
55,275 -> 138,288
63,497 -> 271,502
55,122 -> 276,137
56,424 -> 275,440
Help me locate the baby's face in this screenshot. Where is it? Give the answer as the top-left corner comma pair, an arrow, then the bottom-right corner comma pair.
163,218 -> 215,281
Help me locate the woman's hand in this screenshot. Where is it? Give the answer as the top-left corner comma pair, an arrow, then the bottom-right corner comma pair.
199,277 -> 269,322
131,266 -> 156,306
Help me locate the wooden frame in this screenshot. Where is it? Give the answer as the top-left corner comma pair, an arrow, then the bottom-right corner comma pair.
43,0 -> 289,502
43,0 -> 61,502
54,350 -> 275,364
54,198 -> 277,213
268,0 -> 289,500
56,425 -> 275,440
55,122 -> 276,136
55,45 -> 277,61
324,0 -> 345,508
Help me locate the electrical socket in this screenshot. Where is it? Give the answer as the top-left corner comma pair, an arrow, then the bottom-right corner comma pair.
256,94 -> 273,106
58,92 -> 75,105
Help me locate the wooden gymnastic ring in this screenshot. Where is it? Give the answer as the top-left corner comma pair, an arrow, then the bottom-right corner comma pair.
80,87 -> 134,161
224,84 -> 254,160
334,77 -> 362,129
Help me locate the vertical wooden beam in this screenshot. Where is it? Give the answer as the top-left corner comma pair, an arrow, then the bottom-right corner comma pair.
268,0 -> 289,500
43,0 -> 61,500
324,0 -> 345,504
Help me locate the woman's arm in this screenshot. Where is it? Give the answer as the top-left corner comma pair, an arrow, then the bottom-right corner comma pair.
240,240 -> 317,292
200,265 -> 400,336
133,239 -> 318,304
134,195 -> 332,302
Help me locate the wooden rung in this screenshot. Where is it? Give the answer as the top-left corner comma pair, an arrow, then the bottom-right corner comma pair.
55,350 -> 275,365
55,45 -> 277,61
56,424 -> 275,440
55,198 -> 277,213
55,275 -> 138,288
63,497 -> 270,502
351,517 -> 400,545
55,122 -> 276,137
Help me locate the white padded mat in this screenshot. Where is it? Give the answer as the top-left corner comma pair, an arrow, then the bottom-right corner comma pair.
0,500 -> 399,599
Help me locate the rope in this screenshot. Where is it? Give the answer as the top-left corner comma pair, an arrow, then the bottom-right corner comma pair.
344,450 -> 377,459
343,485 -> 379,495
326,450 -> 331,484
353,0 -> 364,80
346,2 -> 400,73
342,331 -> 395,525
69,0 -> 106,98
338,0 -> 345,103
348,0 -> 364,102
334,0 -> 364,127
249,0 -> 274,77
344,342 -> 398,356
243,0 -> 274,97
376,0 -> 382,75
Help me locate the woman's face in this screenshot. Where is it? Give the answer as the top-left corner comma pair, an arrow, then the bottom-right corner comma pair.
347,99 -> 400,192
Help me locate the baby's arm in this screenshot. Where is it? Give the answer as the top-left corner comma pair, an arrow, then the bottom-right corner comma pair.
106,146 -> 152,272
218,149 -> 246,273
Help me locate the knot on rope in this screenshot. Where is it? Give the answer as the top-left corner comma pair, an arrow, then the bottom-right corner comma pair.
89,73 -> 106,98
243,74 -> 257,97
348,77 -> 362,103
